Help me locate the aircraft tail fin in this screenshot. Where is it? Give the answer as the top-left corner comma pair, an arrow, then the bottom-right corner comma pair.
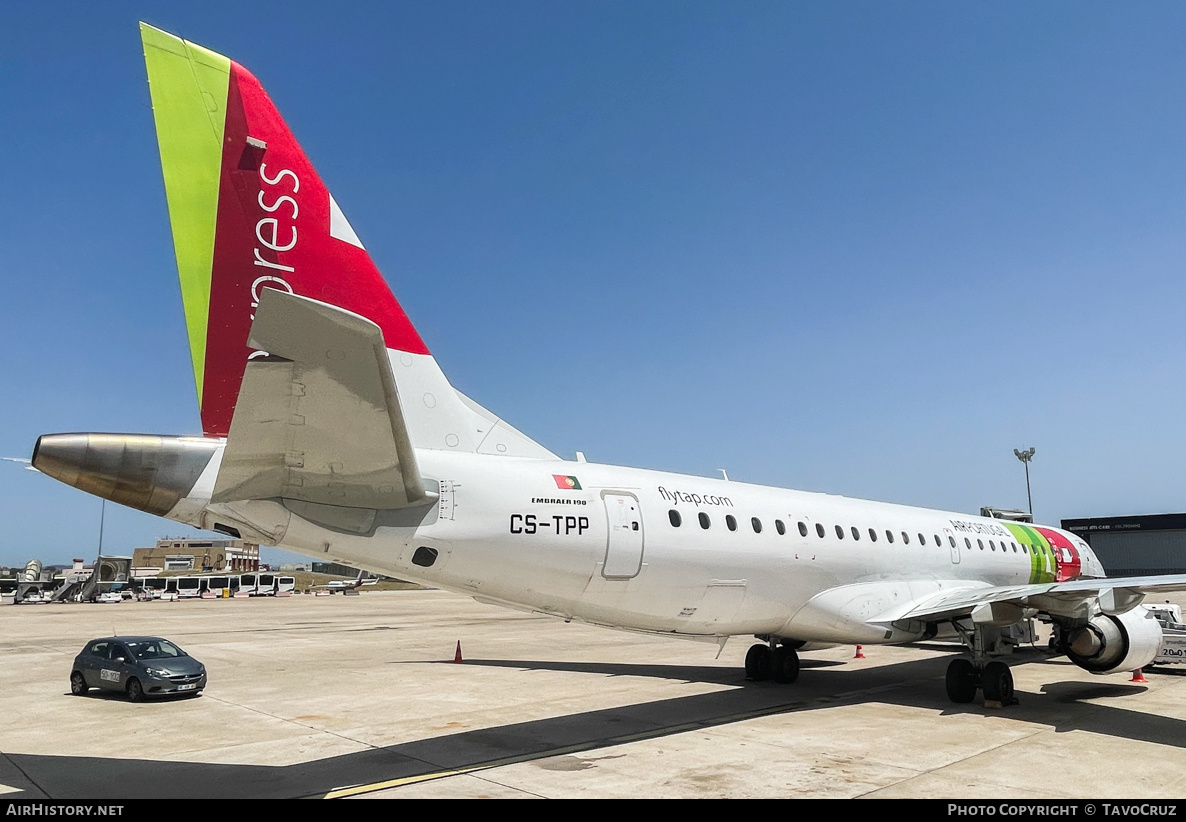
141,24 -> 555,459
141,23 -> 427,438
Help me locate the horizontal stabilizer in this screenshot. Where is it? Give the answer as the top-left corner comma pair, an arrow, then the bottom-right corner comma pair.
212,289 -> 428,511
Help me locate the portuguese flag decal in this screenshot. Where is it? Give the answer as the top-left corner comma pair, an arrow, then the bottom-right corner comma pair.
553,475 -> 582,490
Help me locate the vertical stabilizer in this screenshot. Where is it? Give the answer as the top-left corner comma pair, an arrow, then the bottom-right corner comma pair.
142,23 -> 426,437
141,24 -> 554,459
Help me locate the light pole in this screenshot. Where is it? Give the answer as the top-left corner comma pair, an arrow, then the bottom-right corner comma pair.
1013,447 -> 1035,516
97,498 -> 106,556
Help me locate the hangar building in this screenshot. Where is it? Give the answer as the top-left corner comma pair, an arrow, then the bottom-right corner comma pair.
1060,513 -> 1186,577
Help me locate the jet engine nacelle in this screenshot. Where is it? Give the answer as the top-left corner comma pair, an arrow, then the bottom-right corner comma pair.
1063,606 -> 1163,674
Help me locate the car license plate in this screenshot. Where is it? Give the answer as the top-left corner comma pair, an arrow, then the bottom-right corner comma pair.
177,683 -> 197,690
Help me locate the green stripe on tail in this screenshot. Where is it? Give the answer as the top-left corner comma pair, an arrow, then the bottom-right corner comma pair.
141,22 -> 231,407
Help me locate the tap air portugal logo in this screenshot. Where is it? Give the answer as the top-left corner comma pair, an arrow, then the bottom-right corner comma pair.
141,24 -> 428,438
553,475 -> 582,490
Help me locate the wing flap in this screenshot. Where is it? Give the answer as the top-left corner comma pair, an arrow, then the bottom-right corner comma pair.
212,288 -> 426,510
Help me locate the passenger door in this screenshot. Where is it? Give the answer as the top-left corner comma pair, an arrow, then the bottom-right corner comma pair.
602,493 -> 644,578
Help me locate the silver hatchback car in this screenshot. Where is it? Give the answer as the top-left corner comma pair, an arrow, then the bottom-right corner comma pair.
70,636 -> 207,701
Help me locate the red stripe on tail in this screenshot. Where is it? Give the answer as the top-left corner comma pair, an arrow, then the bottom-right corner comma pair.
203,61 -> 427,436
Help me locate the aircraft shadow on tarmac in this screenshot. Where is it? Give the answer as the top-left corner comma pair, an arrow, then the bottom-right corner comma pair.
8,653 -> 1186,799
413,656 -> 847,681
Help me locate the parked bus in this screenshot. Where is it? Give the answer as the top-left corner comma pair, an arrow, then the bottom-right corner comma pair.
176,577 -> 201,598
200,575 -> 233,598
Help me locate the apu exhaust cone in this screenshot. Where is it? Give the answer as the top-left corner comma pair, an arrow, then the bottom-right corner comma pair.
32,433 -> 219,515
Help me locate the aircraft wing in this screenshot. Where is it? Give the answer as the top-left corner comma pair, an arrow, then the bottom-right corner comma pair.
883,574 -> 1186,625
211,288 -> 428,512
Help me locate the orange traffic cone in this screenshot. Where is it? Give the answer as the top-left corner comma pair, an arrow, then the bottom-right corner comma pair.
1131,668 -> 1147,683
454,641 -> 463,663
854,645 -> 866,659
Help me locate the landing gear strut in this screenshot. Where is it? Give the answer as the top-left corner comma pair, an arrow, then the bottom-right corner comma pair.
745,640 -> 799,684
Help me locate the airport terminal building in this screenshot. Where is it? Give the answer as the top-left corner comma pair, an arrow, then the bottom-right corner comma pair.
1061,513 -> 1186,577
132,538 -> 260,575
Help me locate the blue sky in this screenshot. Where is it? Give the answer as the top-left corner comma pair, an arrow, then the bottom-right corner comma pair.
3,3 -> 1186,568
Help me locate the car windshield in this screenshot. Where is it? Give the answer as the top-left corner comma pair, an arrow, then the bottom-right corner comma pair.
125,640 -> 185,660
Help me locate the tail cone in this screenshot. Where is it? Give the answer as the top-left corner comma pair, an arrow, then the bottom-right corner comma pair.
32,433 -> 219,516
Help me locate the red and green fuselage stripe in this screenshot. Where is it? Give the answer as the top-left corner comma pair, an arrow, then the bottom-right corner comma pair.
1003,522 -> 1057,584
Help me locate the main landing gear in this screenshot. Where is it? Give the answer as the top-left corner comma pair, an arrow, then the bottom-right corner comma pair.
745,640 -> 800,684
945,657 -> 1015,704
946,620 -> 1021,706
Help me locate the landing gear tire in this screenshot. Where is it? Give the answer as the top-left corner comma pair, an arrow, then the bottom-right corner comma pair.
745,644 -> 772,681
771,646 -> 800,684
945,658 -> 978,704
982,661 -> 1015,705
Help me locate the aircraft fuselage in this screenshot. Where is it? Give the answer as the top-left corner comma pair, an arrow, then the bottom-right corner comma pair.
180,447 -> 1104,645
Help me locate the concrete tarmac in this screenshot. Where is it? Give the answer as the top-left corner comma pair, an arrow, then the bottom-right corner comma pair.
3,590 -> 1186,799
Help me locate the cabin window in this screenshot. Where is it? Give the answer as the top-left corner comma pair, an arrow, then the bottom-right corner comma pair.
776,519 -> 786,535
1021,544 -> 1028,553
815,523 -> 825,538
851,526 -> 860,540
726,515 -> 737,532
934,534 -> 942,547
886,530 -> 894,544
669,510 -> 681,527
989,540 -> 996,551
977,539 -> 984,550
901,532 -> 910,545
699,512 -> 711,530
835,525 -> 844,539
918,533 -> 926,546
751,517 -> 763,534
965,538 -> 972,549
1012,542 -> 1018,553
798,521 -> 808,537
869,528 -> 878,542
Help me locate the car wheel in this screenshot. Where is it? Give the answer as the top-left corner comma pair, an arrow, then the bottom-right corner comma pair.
126,677 -> 144,703
70,672 -> 88,696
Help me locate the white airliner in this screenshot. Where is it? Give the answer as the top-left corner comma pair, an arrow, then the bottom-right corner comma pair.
32,24 -> 1186,706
